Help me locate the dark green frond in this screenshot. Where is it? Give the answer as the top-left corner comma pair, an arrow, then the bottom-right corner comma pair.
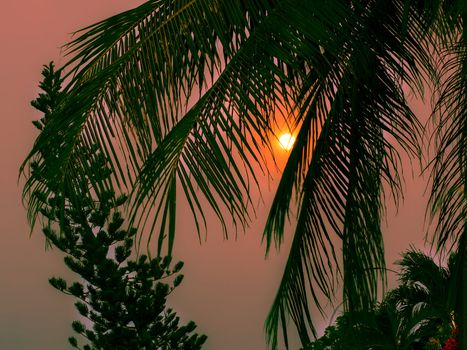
429,29 -> 467,253
265,1 -> 432,348
21,0 -> 280,244
429,6 -> 467,346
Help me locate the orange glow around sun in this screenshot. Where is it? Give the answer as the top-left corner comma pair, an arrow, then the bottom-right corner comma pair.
278,133 -> 296,151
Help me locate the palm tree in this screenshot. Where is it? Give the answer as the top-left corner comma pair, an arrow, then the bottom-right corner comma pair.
306,249 -> 458,350
370,250 -> 457,349
21,1 -> 466,349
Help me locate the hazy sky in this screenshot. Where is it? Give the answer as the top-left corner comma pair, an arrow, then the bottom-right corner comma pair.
1,2 -> 432,349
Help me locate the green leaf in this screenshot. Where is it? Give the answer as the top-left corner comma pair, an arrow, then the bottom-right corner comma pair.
48,277 -> 67,291
173,274 -> 184,288
172,261 -> 184,273
71,320 -> 86,334
68,336 -> 78,348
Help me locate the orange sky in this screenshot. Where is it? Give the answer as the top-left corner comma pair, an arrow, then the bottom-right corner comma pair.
0,2 -> 432,349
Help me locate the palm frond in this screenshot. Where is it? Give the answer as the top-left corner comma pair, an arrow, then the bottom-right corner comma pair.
397,249 -> 449,290
429,36 -> 467,253
265,1 -> 433,348
21,0 -> 285,243
429,3 -> 467,344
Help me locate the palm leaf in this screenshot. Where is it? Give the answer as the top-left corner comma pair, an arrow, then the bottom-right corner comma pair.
264,1 -> 434,348
429,3 -> 467,345
21,0 -> 284,243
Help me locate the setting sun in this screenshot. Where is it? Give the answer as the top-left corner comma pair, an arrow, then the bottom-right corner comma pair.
278,133 -> 296,151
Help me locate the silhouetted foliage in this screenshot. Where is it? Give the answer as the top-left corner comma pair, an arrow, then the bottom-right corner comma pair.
22,2 -> 467,349
30,65 -> 207,350
43,190 -> 206,350
304,249 -> 459,350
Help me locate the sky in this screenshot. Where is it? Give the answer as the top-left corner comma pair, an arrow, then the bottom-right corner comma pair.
0,1 -> 432,349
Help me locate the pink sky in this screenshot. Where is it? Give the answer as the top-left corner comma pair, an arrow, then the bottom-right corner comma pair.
0,2 -> 432,349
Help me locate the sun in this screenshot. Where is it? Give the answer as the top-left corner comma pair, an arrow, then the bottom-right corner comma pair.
278,132 -> 296,151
